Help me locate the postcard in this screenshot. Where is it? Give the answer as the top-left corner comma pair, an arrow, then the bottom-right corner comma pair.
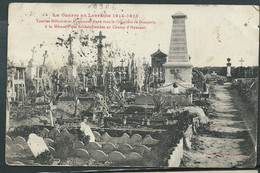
6,3 -> 258,167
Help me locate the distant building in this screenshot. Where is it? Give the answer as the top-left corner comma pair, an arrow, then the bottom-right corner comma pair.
151,46 -> 167,86
7,66 -> 26,102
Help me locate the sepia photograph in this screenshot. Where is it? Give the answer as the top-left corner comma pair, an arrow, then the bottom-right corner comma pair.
6,3 -> 259,167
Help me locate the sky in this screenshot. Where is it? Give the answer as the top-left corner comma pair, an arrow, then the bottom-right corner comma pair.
8,3 -> 259,68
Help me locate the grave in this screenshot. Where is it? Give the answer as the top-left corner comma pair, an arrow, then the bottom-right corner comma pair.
27,133 -> 49,157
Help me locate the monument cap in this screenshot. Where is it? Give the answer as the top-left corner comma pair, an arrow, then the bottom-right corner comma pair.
172,11 -> 187,19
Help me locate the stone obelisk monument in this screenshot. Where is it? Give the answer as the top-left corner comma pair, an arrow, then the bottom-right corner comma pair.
161,12 -> 193,92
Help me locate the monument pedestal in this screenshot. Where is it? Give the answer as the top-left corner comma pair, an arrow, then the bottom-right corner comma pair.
160,62 -> 193,92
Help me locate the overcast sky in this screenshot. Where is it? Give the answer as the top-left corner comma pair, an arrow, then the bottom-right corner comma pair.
8,3 -> 259,68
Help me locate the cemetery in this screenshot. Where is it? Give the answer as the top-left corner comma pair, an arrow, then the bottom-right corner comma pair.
6,11 -> 257,167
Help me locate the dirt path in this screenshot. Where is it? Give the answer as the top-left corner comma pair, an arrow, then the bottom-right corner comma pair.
181,84 -> 255,168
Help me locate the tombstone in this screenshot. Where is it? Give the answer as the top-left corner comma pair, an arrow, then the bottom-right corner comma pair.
101,132 -> 112,142
75,148 -> 90,159
48,146 -> 57,157
12,143 -> 25,153
131,134 -> 142,145
6,135 -> 13,146
91,150 -> 108,162
108,151 -> 126,163
40,128 -> 50,138
126,152 -> 142,163
74,141 -> 85,149
13,136 -> 29,149
142,135 -> 159,145
86,142 -> 102,150
118,143 -> 133,154
226,58 -> 232,77
133,145 -> 151,155
60,129 -> 74,139
44,138 -> 54,147
102,142 -> 117,153
93,131 -> 101,141
27,133 -> 49,157
6,144 -> 10,152
117,133 -> 130,144
48,128 -> 60,140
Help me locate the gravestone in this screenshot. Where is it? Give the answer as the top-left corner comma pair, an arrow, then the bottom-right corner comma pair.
117,133 -> 130,144
142,134 -> 159,145
48,128 -> 60,139
126,152 -> 142,162
6,135 -> 13,146
93,131 -> 101,141
44,138 -> 54,147
91,150 -> 108,162
40,128 -> 50,138
86,142 -> 102,150
27,133 -> 49,157
102,142 -> 117,153
160,12 -> 193,92
133,145 -> 151,155
13,136 -> 29,149
118,143 -> 133,154
131,134 -> 142,145
12,143 -> 25,153
75,148 -> 90,159
101,132 -> 112,142
74,141 -> 85,149
48,146 -> 57,157
108,151 -> 126,163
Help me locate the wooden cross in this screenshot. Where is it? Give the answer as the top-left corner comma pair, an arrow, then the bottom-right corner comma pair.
42,50 -> 48,65
31,47 -> 36,59
239,58 -> 245,67
68,34 -> 73,55
95,31 -> 106,45
120,59 -> 125,67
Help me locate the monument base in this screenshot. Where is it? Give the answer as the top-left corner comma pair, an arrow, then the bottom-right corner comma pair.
159,61 -> 193,93
158,83 -> 194,93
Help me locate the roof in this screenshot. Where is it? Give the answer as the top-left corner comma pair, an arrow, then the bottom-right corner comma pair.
151,49 -> 167,58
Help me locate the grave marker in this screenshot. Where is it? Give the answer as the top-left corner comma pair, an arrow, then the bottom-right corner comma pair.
91,150 -> 108,162
12,143 -> 25,153
86,142 -> 102,150
13,136 -> 29,149
74,141 -> 85,149
102,142 -> 117,153
108,151 -> 126,163
75,148 -> 90,159
118,143 -> 133,154
126,152 -> 142,162
27,133 -> 49,157
131,134 -> 142,145
40,128 -> 50,138
6,135 -> 13,146
44,138 -> 54,147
